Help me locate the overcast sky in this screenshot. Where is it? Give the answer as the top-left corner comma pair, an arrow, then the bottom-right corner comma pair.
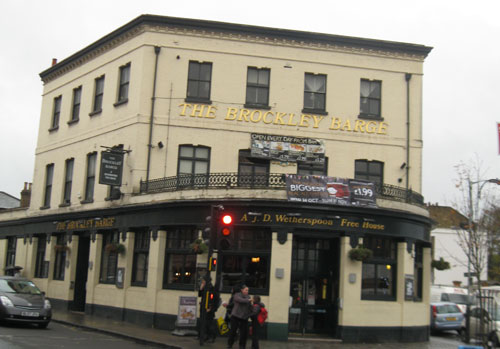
1,0 -> 499,206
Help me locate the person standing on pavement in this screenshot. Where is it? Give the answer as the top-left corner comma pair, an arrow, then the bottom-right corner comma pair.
227,285 -> 252,349
199,275 -> 220,343
250,295 -> 265,349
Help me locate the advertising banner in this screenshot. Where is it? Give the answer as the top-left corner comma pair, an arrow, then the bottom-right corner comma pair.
250,133 -> 325,163
177,296 -> 197,326
285,174 -> 377,207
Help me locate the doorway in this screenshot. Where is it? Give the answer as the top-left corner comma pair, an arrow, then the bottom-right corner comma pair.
72,235 -> 90,312
289,237 -> 339,336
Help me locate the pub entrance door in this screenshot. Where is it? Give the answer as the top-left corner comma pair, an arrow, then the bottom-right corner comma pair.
289,237 -> 339,336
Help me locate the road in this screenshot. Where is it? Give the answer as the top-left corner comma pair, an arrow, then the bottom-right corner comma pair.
0,322 -> 159,349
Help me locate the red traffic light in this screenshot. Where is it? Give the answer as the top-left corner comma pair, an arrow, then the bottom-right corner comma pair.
221,227 -> 231,236
221,214 -> 233,225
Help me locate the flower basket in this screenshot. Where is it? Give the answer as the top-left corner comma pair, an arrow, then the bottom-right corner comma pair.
54,244 -> 70,252
190,238 -> 208,254
105,243 -> 126,255
431,257 -> 450,271
348,246 -> 373,262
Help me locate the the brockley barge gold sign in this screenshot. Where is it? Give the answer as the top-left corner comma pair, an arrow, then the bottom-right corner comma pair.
55,217 -> 116,231
179,104 -> 388,134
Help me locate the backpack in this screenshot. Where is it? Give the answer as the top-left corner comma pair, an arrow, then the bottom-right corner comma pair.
257,306 -> 268,325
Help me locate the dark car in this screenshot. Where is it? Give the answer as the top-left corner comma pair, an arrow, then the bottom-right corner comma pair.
430,302 -> 464,334
0,276 -> 51,328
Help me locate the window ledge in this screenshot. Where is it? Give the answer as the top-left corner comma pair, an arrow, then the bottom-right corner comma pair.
358,113 -> 384,121
59,202 -> 71,208
48,126 -> 59,133
244,104 -> 271,110
39,205 -> 50,210
131,282 -> 147,288
67,118 -> 79,126
184,97 -> 212,105
89,109 -> 102,117
113,99 -> 128,107
80,199 -> 94,204
301,109 -> 328,116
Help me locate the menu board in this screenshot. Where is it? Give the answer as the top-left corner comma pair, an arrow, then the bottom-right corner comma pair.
250,133 -> 325,163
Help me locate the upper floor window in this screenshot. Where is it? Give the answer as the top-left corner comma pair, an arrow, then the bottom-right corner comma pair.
116,64 -> 130,105
50,96 -> 62,130
34,235 -> 47,278
238,150 -> 269,187
83,153 -> 97,202
91,76 -> 105,115
186,61 -> 212,103
70,86 -> 82,123
360,79 -> 381,119
62,158 -> 74,205
303,73 -> 326,113
132,231 -> 150,287
177,145 -> 210,187
42,164 -> 54,208
5,237 -> 16,268
297,158 -> 328,176
245,67 -> 270,108
355,160 -> 383,187
163,227 -> 198,289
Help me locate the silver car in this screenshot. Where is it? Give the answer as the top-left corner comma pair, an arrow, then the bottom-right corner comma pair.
0,276 -> 51,328
430,302 -> 464,334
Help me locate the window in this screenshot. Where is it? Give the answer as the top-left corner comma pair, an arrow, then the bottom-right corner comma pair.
238,150 -> 269,187
5,237 -> 16,267
83,153 -> 97,202
186,61 -> 212,102
42,164 -> 54,208
177,145 -> 210,187
361,236 -> 397,300
34,235 -> 47,278
245,67 -> 270,108
414,244 -> 423,301
132,231 -> 150,287
62,158 -> 74,205
219,229 -> 271,294
70,86 -> 82,123
297,158 -> 328,176
360,79 -> 381,118
91,76 -> 105,114
303,73 -> 326,113
355,160 -> 383,187
53,234 -> 66,281
116,64 -> 130,104
163,228 -> 198,289
50,96 -> 62,130
100,231 -> 119,284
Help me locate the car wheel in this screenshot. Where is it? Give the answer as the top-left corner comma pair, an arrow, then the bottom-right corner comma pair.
37,322 -> 49,329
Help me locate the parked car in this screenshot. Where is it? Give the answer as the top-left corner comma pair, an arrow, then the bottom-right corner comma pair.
431,285 -> 470,313
430,302 -> 464,334
462,306 -> 500,347
0,276 -> 51,328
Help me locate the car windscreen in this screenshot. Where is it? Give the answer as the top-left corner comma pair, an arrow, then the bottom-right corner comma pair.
437,304 -> 461,314
0,279 -> 42,295
446,293 -> 469,304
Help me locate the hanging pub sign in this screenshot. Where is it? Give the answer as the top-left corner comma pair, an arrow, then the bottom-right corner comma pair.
285,174 -> 377,207
250,133 -> 325,163
99,151 -> 124,186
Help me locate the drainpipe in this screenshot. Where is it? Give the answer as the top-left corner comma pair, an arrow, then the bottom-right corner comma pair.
405,73 -> 412,194
145,46 -> 161,192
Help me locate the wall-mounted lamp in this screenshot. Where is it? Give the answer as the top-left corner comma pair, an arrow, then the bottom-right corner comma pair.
158,141 -> 164,149
400,162 -> 407,169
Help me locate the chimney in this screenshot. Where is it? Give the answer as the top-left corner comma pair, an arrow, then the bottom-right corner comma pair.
52,58 -> 58,66
20,182 -> 31,208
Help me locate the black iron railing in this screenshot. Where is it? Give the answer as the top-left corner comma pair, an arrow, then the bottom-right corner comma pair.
139,173 -> 424,205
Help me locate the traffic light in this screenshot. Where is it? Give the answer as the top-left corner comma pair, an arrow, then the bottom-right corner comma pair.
218,214 -> 234,250
208,257 -> 217,271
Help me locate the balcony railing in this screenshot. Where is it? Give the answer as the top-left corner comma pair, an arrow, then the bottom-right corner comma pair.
139,172 -> 424,205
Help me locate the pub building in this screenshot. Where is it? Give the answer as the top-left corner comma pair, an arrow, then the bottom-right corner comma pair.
0,15 -> 432,343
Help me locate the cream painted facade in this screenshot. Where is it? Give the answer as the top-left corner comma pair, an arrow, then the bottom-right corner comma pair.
0,15 -> 432,343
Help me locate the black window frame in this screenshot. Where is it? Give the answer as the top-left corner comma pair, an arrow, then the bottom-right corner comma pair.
99,231 -> 120,284
131,231 -> 150,287
91,75 -> 105,115
355,159 -> 384,187
50,95 -> 62,131
61,158 -> 74,206
53,234 -> 66,281
83,152 -> 97,203
297,157 -> 328,176
303,73 -> 327,114
34,235 -> 47,278
237,149 -> 269,187
245,67 -> 270,109
361,236 -> 397,301
163,227 -> 198,290
42,164 -> 54,209
177,145 -> 210,188
185,61 -> 212,103
359,79 -> 382,119
5,236 -> 16,267
115,63 -> 130,105
69,86 -> 82,124
218,228 -> 272,295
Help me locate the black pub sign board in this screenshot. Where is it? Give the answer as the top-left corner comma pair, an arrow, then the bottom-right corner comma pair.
99,151 -> 124,186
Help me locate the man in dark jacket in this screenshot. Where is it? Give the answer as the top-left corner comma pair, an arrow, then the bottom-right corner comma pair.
250,295 -> 265,349
199,276 -> 220,343
227,285 -> 252,349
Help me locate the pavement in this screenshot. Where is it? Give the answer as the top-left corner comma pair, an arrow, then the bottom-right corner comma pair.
51,310 -> 469,349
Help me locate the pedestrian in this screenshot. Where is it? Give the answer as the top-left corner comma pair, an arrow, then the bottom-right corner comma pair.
223,286 -> 239,326
250,295 -> 265,349
227,285 -> 252,349
199,275 -> 220,343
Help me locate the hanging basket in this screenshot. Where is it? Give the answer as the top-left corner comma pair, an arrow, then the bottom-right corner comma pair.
105,243 -> 126,255
190,239 -> 208,254
431,257 -> 451,271
348,246 -> 373,262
